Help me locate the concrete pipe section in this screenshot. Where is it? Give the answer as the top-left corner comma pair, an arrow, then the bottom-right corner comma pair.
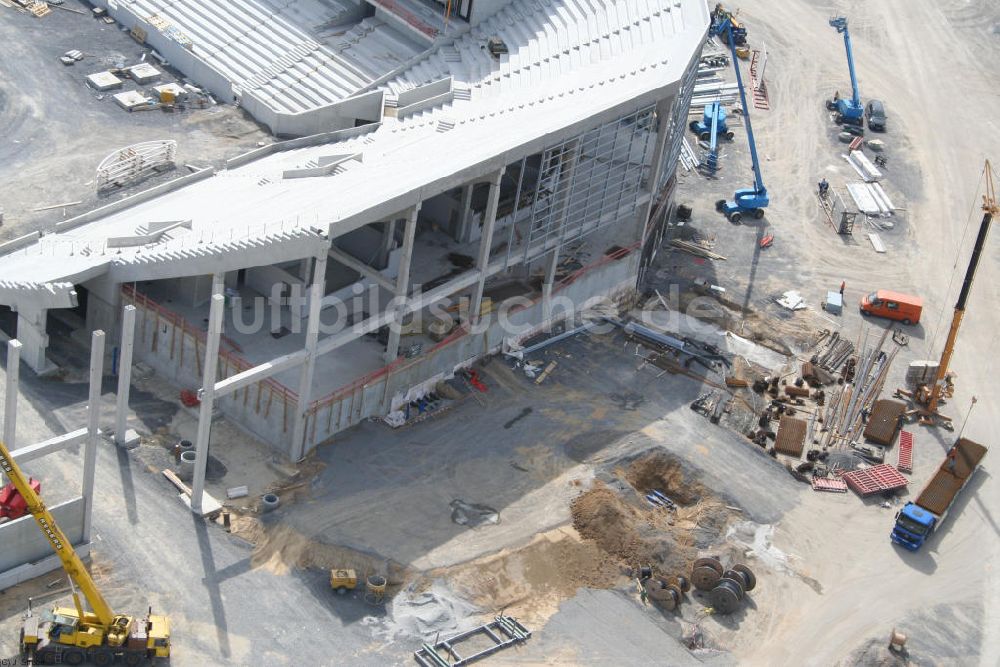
261,493 -> 281,513
178,450 -> 197,482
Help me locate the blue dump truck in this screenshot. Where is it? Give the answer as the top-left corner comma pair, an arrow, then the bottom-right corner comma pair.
891,438 -> 988,551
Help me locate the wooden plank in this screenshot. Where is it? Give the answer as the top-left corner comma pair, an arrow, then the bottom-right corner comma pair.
162,469 -> 191,496
868,233 -> 886,253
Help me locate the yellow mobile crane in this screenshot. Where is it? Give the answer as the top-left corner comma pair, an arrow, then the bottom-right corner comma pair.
899,160 -> 996,426
0,439 -> 170,665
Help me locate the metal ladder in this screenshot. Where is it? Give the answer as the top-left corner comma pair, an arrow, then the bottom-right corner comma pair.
414,614 -> 531,666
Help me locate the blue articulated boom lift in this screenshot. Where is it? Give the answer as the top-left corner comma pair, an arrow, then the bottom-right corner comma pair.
826,17 -> 864,125
710,17 -> 768,223
690,101 -> 735,173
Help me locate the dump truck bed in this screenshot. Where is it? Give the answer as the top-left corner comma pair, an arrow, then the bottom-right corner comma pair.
916,438 -> 988,516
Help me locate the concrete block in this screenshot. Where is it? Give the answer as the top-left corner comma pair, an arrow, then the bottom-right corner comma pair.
128,62 -> 162,84
180,491 -> 223,518
0,498 -> 85,582
113,90 -> 151,111
119,428 -> 142,449
87,71 -> 123,91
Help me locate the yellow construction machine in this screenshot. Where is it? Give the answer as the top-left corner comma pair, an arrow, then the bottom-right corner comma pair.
330,568 -> 358,595
0,439 -> 171,665
897,160 -> 996,426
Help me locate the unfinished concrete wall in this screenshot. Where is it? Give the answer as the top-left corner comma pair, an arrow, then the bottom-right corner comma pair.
300,249 -> 640,452
122,245 -> 637,456
124,288 -> 300,455
0,498 -> 87,591
244,90 -> 385,138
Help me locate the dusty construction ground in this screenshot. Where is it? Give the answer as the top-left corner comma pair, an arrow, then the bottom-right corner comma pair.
0,0 -> 267,238
1,0 -> 999,665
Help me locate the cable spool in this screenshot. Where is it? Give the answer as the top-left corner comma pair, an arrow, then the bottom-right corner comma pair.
709,578 -> 744,615
691,557 -> 724,591
670,575 -> 691,594
647,579 -> 681,611
732,564 -> 757,591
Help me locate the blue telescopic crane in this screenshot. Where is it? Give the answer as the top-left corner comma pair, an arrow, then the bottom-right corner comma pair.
826,17 -> 864,125
711,18 -> 768,223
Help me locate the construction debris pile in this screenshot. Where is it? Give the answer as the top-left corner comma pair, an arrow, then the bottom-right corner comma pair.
743,326 -> 908,496
571,453 -> 731,576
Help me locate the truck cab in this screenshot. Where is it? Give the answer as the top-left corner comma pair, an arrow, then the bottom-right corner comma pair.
860,290 -> 922,325
891,502 -> 936,550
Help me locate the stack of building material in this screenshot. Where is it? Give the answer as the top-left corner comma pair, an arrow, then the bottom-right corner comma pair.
775,290 -> 806,310
812,476 -> 848,493
669,239 -> 725,260
896,430 -> 913,474
844,150 -> 883,182
905,360 -> 939,387
862,399 -> 906,446
679,137 -> 701,171
813,331 -> 854,374
775,415 -> 807,457
846,182 -> 895,216
842,464 -> 908,496
819,326 -> 899,448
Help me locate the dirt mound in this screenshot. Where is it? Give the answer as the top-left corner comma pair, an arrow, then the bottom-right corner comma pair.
571,481 -> 695,573
624,452 -> 707,506
442,527 -> 623,628
571,483 -> 647,559
230,517 -> 409,586
570,455 -> 734,574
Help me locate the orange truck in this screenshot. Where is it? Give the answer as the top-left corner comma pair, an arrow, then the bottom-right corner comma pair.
859,290 -> 922,325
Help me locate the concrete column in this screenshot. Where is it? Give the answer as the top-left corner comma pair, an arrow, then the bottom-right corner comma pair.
114,306 -> 137,448
15,304 -> 49,374
377,219 -> 397,268
469,168 -> 505,324
456,182 -> 475,243
541,247 -> 561,304
190,294 -> 224,514
3,340 -> 21,451
82,330 -> 105,543
385,205 -> 421,362
290,254 -> 327,461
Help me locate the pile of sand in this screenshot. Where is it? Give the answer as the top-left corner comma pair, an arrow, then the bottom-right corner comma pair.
441,526 -> 623,628
229,517 -> 409,586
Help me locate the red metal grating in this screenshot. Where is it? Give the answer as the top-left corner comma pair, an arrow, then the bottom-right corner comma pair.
897,430 -> 913,473
749,50 -> 770,110
843,464 -> 909,496
812,477 -> 848,493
